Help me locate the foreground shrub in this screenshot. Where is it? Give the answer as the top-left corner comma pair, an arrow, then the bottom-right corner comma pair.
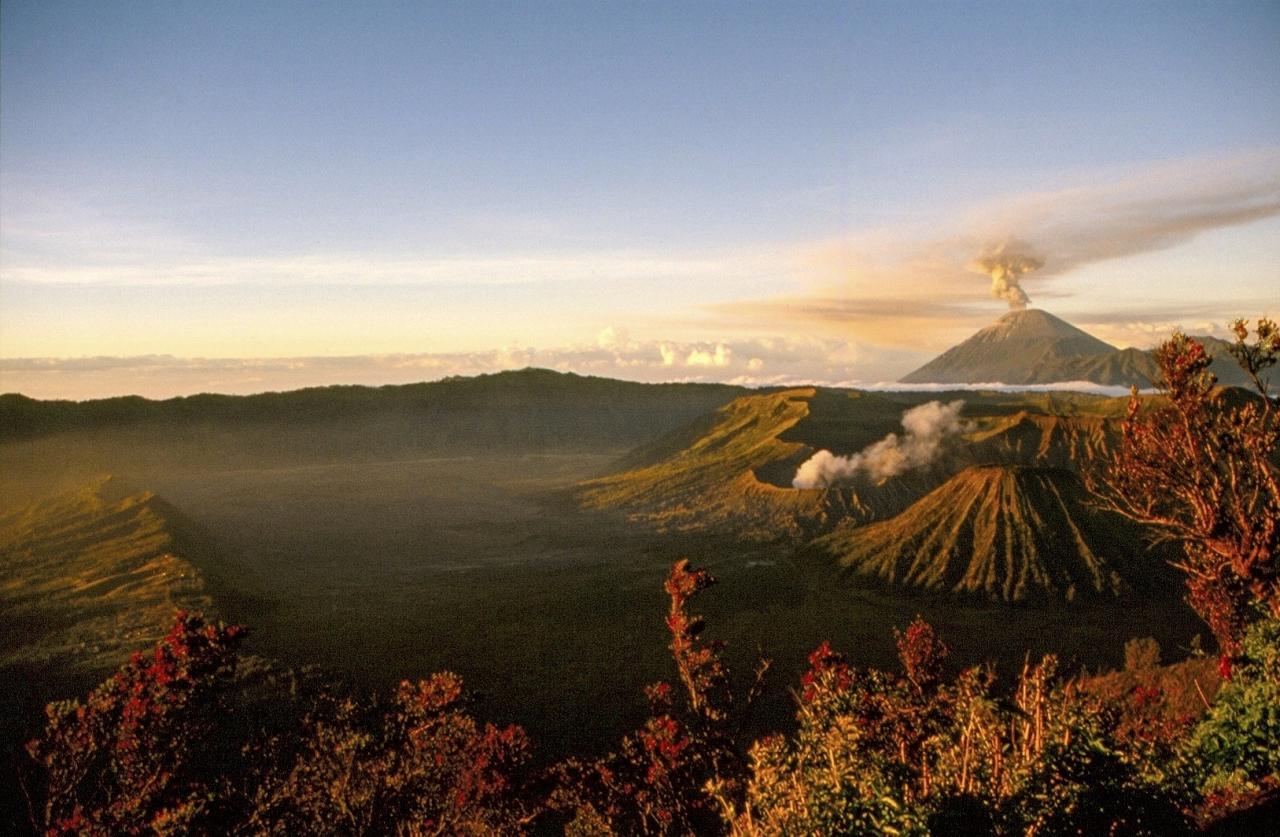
243,672 -> 534,835
1092,319 -> 1280,653
23,612 -> 245,835
733,623 -> 1191,836
1186,614 -> 1280,808
18,560 -> 1275,834
551,559 -> 767,835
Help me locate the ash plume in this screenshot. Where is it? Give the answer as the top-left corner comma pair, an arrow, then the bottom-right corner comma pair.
970,243 -> 1044,309
792,399 -> 965,488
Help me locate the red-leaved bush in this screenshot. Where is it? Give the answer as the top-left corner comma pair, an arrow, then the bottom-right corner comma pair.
242,671 -> 534,835
551,559 -> 767,834
1091,319 -> 1280,653
24,612 -> 245,835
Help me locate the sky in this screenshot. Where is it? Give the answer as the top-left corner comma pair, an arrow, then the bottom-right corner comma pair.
2,0 -> 1278,399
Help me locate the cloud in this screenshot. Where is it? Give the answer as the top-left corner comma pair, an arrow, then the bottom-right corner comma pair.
595,326 -> 630,350
715,150 -> 1280,347
685,343 -> 731,367
0,334 -> 910,400
0,250 -> 796,288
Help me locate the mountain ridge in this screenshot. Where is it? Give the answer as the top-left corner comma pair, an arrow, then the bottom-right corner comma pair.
0,476 -> 218,674
901,309 -> 1264,388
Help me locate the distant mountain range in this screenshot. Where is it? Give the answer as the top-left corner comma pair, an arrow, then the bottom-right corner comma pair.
900,308 -> 1261,388
2,367 -> 1194,610
0,367 -> 743,448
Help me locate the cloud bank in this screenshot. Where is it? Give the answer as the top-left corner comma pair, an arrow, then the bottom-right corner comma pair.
720,150 -> 1280,345
0,331 -> 923,400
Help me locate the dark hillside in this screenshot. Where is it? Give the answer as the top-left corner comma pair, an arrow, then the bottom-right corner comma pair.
0,368 -> 743,449
0,369 -> 746,503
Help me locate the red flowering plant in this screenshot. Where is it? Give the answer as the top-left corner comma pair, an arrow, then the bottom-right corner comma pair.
242,671 -> 534,835
552,559 -> 768,835
1090,319 -> 1280,656
23,611 -> 246,835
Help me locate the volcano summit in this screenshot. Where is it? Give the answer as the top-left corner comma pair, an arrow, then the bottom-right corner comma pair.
901,309 -> 1264,389
901,309 -> 1117,385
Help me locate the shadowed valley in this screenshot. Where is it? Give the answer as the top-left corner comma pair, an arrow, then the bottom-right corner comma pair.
1,368 -> 1210,768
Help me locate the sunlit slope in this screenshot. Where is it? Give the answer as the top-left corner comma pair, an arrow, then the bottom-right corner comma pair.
0,476 -> 215,673
817,465 -> 1175,602
901,309 -> 1117,384
580,386 -> 1132,540
579,388 -> 838,539
966,410 -> 1118,469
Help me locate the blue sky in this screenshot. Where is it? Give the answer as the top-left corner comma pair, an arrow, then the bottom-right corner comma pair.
2,1 -> 1278,396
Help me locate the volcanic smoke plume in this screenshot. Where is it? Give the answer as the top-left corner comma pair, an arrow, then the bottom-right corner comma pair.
970,243 -> 1044,309
792,399 -> 965,488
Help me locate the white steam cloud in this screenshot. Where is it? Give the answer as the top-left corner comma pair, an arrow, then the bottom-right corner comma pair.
969,242 -> 1044,309
792,399 -> 965,488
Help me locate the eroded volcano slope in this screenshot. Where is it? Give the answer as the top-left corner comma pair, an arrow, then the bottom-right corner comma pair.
579,387 -> 1132,545
815,465 -> 1175,602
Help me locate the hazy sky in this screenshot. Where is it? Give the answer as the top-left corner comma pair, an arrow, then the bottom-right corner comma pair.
2,1 -> 1278,398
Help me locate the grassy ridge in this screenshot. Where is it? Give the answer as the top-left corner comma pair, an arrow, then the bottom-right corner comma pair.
0,476 -> 215,673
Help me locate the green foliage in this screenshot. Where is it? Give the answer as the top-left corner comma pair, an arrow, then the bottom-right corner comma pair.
1185,615 -> 1280,797
740,728 -> 929,835
1008,727 -> 1192,836
731,620 -> 1192,835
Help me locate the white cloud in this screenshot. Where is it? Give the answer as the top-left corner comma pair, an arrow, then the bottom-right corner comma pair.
0,334 -> 914,400
595,326 -> 630,350
685,343 -> 731,367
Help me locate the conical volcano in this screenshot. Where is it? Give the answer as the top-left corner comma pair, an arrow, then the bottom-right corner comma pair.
901,309 -> 1118,385
815,465 -> 1178,603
